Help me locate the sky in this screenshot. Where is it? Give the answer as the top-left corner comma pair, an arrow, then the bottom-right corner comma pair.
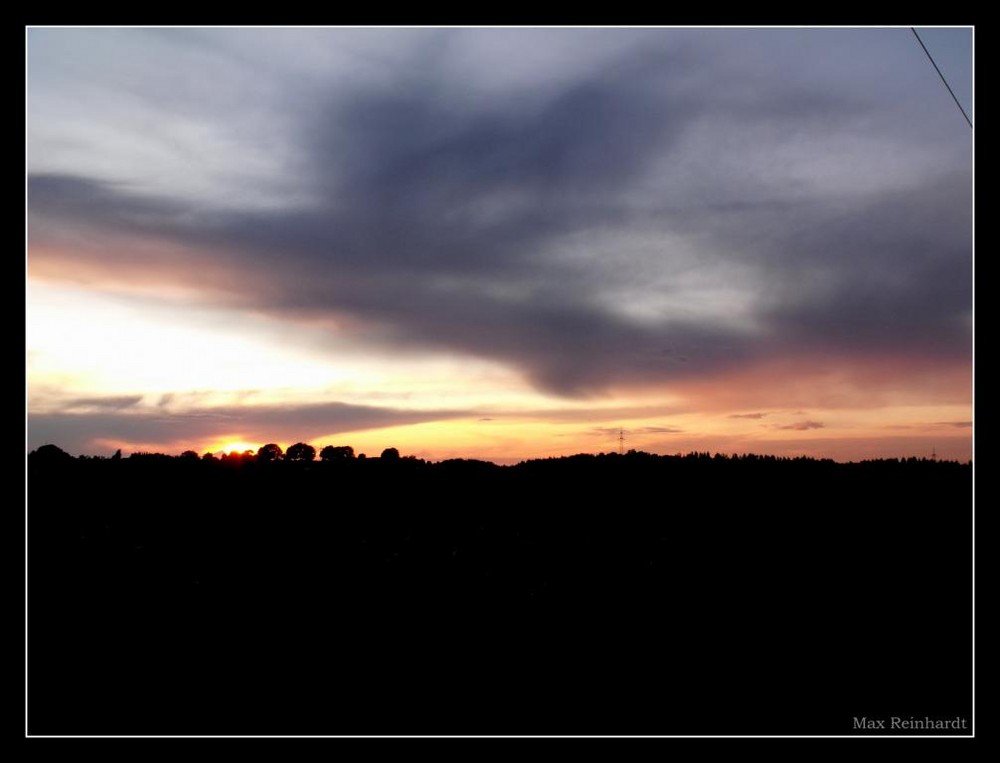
26,27 -> 973,462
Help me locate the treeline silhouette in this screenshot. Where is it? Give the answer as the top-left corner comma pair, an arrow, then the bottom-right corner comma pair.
28,444 -> 972,735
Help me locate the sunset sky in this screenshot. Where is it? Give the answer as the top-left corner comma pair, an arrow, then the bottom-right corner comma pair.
26,27 -> 973,462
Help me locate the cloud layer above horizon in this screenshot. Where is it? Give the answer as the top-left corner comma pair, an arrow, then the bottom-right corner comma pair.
27,28 -> 973,460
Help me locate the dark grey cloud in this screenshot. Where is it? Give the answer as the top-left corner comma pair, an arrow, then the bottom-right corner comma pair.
591,425 -> 683,435
28,29 -> 972,398
63,395 -> 143,410
776,420 -> 826,431
885,421 -> 972,431
27,401 -> 467,456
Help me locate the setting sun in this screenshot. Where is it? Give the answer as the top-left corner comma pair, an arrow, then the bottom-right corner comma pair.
216,440 -> 260,455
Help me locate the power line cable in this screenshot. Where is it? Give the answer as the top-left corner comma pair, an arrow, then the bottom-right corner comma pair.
911,27 -> 973,129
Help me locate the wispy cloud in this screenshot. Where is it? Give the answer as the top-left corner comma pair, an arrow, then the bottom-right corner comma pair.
591,425 -> 684,435
28,400 -> 470,455
63,395 -> 143,411
775,420 -> 825,431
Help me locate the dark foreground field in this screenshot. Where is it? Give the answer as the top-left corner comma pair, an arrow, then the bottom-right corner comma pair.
27,450 -> 972,735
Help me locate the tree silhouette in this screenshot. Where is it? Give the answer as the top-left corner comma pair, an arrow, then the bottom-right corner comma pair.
286,442 -> 317,462
29,444 -> 74,464
320,445 -> 355,461
179,450 -> 199,461
380,447 -> 400,460
257,443 -> 284,462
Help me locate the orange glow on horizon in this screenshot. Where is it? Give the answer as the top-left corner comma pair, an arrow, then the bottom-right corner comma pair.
28,279 -> 971,464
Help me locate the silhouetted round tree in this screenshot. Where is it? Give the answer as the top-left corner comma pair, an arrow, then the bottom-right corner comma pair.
257,443 -> 284,462
286,442 -> 316,462
380,447 -> 400,460
202,452 -> 217,461
29,444 -> 74,464
319,445 -> 355,461
179,450 -> 199,461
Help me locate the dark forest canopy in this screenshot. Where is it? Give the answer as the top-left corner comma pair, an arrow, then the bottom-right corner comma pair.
27,442 -> 971,470
27,439 -> 972,736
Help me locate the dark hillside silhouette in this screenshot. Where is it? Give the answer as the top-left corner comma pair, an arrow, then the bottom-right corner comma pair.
27,447 -> 972,736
